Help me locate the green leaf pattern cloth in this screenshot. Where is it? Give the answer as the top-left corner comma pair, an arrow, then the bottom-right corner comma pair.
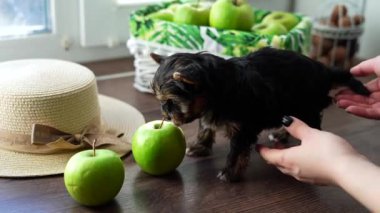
129,0 -> 312,57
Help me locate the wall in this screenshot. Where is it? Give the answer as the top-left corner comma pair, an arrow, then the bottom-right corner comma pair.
249,0 -> 291,11
295,0 -> 380,59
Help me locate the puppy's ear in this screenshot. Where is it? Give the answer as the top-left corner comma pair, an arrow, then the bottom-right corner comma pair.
150,53 -> 165,64
173,72 -> 196,85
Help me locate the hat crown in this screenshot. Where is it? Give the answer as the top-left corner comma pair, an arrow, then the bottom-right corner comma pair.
0,59 -> 94,96
0,59 -> 100,134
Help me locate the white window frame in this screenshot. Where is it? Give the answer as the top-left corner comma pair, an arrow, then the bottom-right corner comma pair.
0,0 -> 135,63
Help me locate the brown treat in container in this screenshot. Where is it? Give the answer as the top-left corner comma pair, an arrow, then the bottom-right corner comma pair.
312,35 -> 334,55
309,47 -> 318,60
338,16 -> 353,27
338,39 -> 358,57
317,56 -> 330,66
312,35 -> 320,45
353,15 -> 365,25
329,46 -> 347,64
311,1 -> 365,69
330,4 -> 348,26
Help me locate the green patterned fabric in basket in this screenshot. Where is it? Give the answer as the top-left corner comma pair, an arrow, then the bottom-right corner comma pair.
129,0 -> 312,57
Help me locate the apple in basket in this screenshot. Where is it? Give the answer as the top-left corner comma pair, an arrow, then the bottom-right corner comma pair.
251,22 -> 288,35
147,4 -> 180,22
262,11 -> 300,31
64,141 -> 125,206
148,9 -> 175,22
132,120 -> 186,175
173,2 -> 212,26
209,0 -> 254,31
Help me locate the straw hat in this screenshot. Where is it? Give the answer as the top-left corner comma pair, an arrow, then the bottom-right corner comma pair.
0,59 -> 145,177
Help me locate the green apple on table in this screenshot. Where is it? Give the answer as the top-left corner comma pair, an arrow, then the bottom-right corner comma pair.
262,11 -> 299,31
64,149 -> 125,206
251,22 -> 287,35
209,0 -> 254,31
173,2 -> 212,26
132,120 -> 186,176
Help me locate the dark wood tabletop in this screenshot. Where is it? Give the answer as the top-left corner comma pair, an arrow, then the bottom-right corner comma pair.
0,58 -> 378,212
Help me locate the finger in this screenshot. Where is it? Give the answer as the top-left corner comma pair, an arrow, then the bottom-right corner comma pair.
277,166 -> 292,175
257,145 -> 287,166
337,99 -> 370,109
346,106 -> 380,119
370,91 -> 380,100
365,79 -> 380,92
293,177 -> 326,185
335,93 -> 370,104
335,79 -> 379,95
336,88 -> 356,96
282,116 -> 312,140
351,57 -> 380,76
336,92 -> 380,108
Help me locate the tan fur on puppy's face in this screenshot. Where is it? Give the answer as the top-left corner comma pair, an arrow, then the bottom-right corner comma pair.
154,88 -> 205,126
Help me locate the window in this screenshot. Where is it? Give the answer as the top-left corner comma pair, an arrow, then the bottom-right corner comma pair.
0,0 -> 52,40
0,0 -> 130,63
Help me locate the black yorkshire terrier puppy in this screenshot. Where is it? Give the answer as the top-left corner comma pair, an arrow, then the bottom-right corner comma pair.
150,47 -> 369,182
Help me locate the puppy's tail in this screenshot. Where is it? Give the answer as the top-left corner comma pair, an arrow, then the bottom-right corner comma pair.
330,68 -> 370,96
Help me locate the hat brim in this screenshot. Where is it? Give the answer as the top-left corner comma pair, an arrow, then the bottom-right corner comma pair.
0,95 -> 145,178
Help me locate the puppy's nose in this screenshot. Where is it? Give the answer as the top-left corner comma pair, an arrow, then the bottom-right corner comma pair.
165,115 -> 172,121
161,111 -> 171,120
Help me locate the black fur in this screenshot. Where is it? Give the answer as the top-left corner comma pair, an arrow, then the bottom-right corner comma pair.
151,47 -> 369,182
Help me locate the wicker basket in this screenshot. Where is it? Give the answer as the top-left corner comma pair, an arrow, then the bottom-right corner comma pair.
127,38 -> 202,93
128,0 -> 312,93
310,0 -> 366,69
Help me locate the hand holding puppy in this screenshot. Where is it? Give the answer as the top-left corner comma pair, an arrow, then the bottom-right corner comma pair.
336,56 -> 380,119
257,116 -> 360,185
257,116 -> 380,212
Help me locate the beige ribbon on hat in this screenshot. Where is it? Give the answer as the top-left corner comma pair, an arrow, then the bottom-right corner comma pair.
0,124 -> 125,154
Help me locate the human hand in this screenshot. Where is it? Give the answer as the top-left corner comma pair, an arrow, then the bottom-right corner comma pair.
256,116 -> 363,185
336,56 -> 380,119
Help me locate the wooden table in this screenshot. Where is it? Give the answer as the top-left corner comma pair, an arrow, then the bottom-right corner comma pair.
0,59 -> 378,212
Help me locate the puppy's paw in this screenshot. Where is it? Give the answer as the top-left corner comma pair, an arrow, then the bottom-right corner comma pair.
217,171 -> 228,182
268,128 -> 289,143
216,169 -> 240,182
186,144 -> 212,157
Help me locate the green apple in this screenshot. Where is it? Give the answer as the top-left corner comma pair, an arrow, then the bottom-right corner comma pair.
251,22 -> 287,35
262,11 -> 300,31
173,2 -> 211,26
147,3 -> 181,22
167,3 -> 180,12
148,9 -> 175,22
64,149 -> 125,206
209,0 -> 254,31
132,120 -> 186,176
